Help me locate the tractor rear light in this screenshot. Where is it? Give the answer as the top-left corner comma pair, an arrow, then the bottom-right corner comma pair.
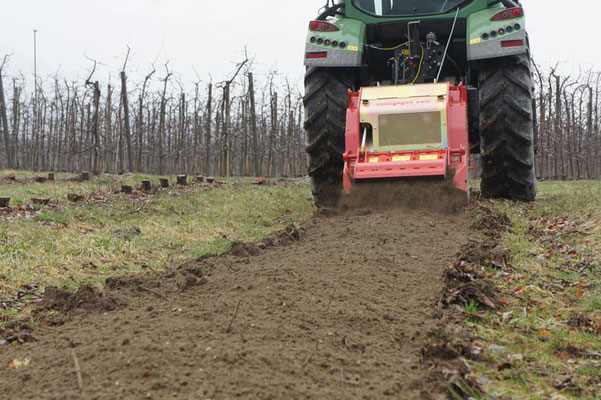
306,52 -> 328,59
491,7 -> 523,21
309,21 -> 339,32
501,40 -> 524,48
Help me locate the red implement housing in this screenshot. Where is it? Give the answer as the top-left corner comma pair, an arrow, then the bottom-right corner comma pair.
343,83 -> 470,194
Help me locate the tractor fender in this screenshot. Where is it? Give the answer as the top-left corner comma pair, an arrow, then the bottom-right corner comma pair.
466,6 -> 528,61
304,17 -> 366,68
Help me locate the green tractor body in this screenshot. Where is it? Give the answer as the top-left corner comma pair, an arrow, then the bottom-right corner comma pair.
303,0 -> 537,206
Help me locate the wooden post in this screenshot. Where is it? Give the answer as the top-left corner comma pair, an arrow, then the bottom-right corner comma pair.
160,178 -> 170,188
141,180 -> 151,191
0,197 -> 10,208
121,185 -> 133,194
177,175 -> 187,185
48,172 -> 55,181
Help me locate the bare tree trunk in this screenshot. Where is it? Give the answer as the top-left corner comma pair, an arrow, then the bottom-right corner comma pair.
0,59 -> 15,168
248,73 -> 260,176
120,71 -> 134,173
204,83 -> 212,176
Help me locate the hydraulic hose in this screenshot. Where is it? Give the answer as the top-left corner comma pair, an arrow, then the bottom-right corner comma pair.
500,0 -> 519,7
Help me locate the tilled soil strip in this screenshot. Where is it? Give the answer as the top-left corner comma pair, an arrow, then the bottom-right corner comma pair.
1,207 -> 469,399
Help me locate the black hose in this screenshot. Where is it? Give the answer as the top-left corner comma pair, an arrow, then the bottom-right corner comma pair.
316,3 -> 344,20
501,0 -> 519,7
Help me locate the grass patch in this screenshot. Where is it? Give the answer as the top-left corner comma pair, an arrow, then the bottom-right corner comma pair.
465,181 -> 601,399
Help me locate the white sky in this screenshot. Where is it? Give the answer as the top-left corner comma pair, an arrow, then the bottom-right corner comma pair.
0,0 -> 597,88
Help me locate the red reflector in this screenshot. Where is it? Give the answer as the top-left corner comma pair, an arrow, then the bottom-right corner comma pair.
309,20 -> 339,32
491,7 -> 523,21
501,40 -> 524,48
306,52 -> 328,59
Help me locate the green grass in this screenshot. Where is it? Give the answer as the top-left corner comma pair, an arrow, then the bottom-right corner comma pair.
0,172 -> 314,322
465,181 -> 601,399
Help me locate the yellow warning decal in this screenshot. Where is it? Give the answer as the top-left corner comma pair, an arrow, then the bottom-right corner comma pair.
470,38 -> 482,45
348,45 -> 359,52
368,157 -> 379,163
392,155 -> 411,162
419,155 -> 439,161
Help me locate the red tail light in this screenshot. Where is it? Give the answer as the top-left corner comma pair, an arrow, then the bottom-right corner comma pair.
491,7 -> 523,21
309,21 -> 339,32
306,52 -> 328,59
501,40 -> 524,48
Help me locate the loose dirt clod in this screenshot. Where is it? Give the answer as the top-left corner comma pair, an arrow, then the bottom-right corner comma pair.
40,285 -> 120,312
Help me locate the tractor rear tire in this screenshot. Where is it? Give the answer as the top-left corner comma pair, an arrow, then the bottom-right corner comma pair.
304,67 -> 355,207
478,54 -> 537,201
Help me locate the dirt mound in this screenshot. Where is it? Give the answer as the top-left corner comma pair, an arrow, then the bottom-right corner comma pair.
339,179 -> 468,215
40,285 -> 121,312
419,205 -> 511,398
1,205 -> 469,399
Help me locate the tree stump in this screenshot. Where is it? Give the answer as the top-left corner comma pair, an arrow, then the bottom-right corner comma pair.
177,175 -> 187,186
35,175 -> 47,183
67,194 -> 85,202
207,177 -> 215,183
195,176 -> 205,183
0,197 -> 10,208
32,198 -> 50,206
80,172 -> 90,181
48,172 -> 55,181
6,172 -> 15,181
160,178 -> 170,188
121,185 -> 133,194
141,180 -> 152,191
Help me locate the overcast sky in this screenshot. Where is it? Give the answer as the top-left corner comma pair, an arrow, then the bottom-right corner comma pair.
0,0 -> 597,88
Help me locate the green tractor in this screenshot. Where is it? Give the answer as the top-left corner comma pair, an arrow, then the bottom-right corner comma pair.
304,0 -> 537,206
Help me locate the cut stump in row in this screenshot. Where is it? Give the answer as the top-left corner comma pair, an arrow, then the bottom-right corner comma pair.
67,194 -> 85,202
141,180 -> 152,191
32,198 -> 50,206
177,175 -> 187,186
195,176 -> 204,183
207,177 -> 215,183
160,178 -> 170,188
0,197 -> 10,208
121,185 -> 133,194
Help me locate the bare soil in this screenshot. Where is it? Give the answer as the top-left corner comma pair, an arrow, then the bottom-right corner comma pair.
1,201 -> 471,399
